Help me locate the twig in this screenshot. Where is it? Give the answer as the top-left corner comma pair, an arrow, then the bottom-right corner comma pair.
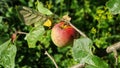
106,42 -> 120,66
17,31 -> 28,34
62,19 -> 87,38
45,51 -> 58,68
71,63 -> 85,68
68,21 -> 87,38
61,15 -> 87,38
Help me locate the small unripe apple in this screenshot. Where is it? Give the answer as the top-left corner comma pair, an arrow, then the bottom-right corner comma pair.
11,33 -> 17,43
51,21 -> 76,47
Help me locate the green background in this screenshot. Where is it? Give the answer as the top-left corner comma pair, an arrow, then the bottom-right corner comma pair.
0,0 -> 120,68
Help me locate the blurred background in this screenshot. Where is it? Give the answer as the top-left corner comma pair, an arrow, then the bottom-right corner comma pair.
0,0 -> 120,68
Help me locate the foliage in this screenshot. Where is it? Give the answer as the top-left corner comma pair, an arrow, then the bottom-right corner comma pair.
72,38 -> 108,68
0,39 -> 17,68
25,26 -> 45,48
0,0 -> 120,68
106,0 -> 120,14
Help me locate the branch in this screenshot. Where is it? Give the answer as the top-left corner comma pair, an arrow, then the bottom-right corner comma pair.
71,63 -> 85,68
44,51 -> 58,68
68,21 -> 87,38
17,31 -> 28,34
106,42 -> 120,65
61,14 -> 87,38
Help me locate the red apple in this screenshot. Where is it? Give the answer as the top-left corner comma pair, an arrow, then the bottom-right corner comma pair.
51,21 -> 76,47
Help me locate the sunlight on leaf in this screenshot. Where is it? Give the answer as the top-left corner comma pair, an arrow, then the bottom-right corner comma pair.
106,0 -> 120,14
25,26 -> 45,48
36,0 -> 53,15
72,38 -> 109,68
0,39 -> 11,55
38,30 -> 51,48
72,38 -> 93,63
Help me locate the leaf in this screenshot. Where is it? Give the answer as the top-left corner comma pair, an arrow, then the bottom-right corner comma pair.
0,39 -> 11,55
0,39 -> 17,68
39,30 -> 51,48
72,38 -> 109,68
36,1 -> 53,15
89,56 -> 109,68
82,55 -> 108,68
106,0 -> 120,14
16,6 -> 48,25
25,26 -> 45,48
43,19 -> 52,27
72,38 -> 93,63
0,34 -> 9,45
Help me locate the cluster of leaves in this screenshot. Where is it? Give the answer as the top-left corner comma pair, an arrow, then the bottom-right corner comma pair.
0,0 -> 120,68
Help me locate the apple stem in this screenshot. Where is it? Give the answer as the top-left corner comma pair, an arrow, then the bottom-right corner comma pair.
45,51 -> 59,68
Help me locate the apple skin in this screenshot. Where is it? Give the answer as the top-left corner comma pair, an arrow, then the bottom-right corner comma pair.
51,22 -> 76,47
11,33 -> 17,43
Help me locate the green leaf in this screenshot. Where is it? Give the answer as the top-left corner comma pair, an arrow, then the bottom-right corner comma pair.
82,55 -> 108,68
0,16 -> 3,23
25,26 -> 45,48
0,39 -> 11,55
0,34 -> 9,45
86,56 -> 108,68
36,1 -> 53,15
0,39 -> 17,68
106,0 -> 120,14
39,30 -> 51,48
72,38 -> 93,63
72,38 -> 109,68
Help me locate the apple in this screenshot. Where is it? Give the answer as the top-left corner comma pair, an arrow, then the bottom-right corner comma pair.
11,33 -> 17,43
51,21 -> 76,47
